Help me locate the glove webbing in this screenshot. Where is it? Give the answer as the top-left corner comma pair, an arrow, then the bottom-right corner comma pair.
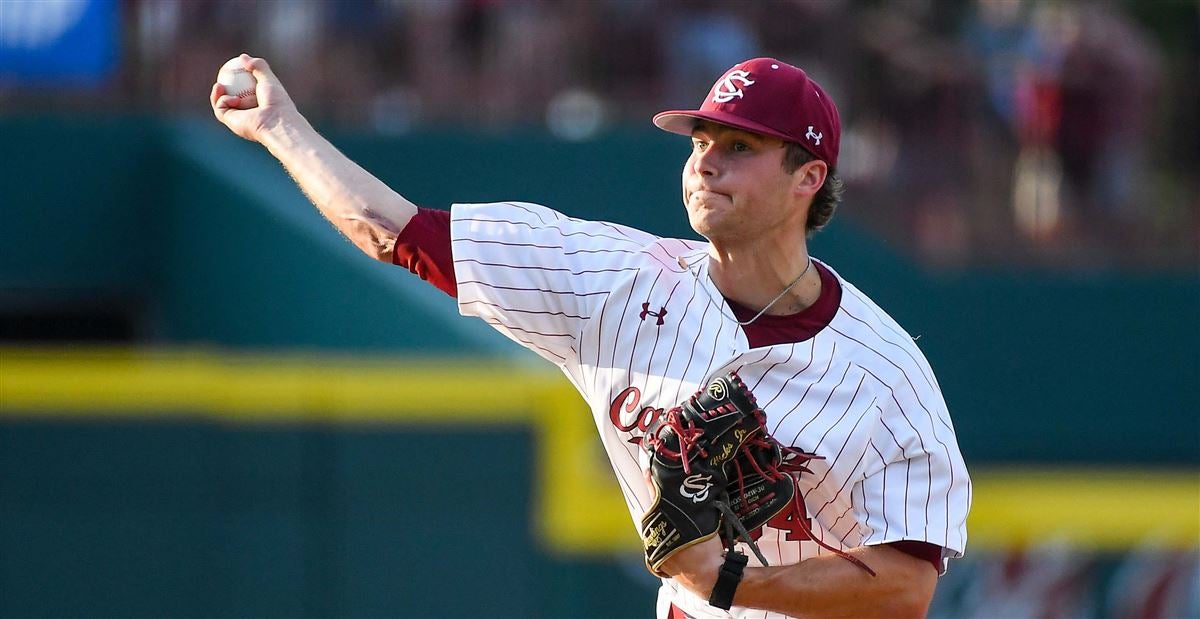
713,497 -> 770,567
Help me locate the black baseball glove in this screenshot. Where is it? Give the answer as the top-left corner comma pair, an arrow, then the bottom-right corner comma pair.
639,372 -> 767,576
724,422 -> 878,577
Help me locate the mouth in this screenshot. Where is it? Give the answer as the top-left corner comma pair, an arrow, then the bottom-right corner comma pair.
689,189 -> 730,202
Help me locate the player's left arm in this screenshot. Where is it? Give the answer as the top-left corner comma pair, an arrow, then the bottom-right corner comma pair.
661,537 -> 938,619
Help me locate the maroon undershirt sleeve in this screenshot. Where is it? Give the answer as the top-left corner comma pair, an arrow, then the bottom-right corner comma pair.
390,207 -> 945,574
888,540 -> 943,574
391,206 -> 457,297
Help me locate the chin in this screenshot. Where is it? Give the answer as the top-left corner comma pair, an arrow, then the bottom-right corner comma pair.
689,215 -> 751,246
690,226 -> 714,242
690,221 -> 734,245
685,209 -> 715,239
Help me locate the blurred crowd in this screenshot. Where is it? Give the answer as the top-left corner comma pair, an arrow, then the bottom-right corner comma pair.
7,0 -> 1199,269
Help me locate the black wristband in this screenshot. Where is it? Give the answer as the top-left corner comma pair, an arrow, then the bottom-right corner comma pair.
708,550 -> 749,610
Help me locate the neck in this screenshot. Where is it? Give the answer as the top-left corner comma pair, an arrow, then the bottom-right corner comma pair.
707,241 -> 819,317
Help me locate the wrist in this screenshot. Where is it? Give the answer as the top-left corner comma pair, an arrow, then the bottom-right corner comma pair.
661,540 -> 724,596
708,550 -> 749,610
258,109 -> 312,153
677,561 -> 721,599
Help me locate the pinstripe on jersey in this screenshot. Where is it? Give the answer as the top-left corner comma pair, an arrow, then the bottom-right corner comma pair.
451,201 -> 970,619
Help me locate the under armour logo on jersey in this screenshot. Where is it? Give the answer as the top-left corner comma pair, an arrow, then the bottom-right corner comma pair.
640,302 -> 668,326
806,125 -> 823,145
680,473 -> 713,503
712,70 -> 755,103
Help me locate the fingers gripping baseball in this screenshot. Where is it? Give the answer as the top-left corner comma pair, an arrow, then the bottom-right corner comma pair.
210,53 -> 297,142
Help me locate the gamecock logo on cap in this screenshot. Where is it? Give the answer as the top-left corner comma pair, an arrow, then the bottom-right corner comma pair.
712,70 -> 755,103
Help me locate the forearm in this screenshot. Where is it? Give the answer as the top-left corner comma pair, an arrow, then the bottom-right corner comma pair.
258,112 -> 417,261
732,545 -> 936,619
667,541 -> 935,619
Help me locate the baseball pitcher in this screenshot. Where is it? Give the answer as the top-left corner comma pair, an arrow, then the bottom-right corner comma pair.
211,54 -> 971,619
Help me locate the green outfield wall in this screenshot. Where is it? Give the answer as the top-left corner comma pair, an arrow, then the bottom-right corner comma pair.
1,117 -> 1197,617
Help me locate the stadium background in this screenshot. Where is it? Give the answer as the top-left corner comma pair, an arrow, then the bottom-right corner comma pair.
1,1 -> 1196,617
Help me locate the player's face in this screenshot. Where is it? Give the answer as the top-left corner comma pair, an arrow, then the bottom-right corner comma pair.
682,122 -> 806,245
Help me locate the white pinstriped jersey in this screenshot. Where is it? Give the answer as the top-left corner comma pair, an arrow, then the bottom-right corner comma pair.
450,201 -> 971,619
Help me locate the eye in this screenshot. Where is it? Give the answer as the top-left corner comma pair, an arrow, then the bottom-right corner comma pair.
692,139 -> 709,152
732,141 -> 751,152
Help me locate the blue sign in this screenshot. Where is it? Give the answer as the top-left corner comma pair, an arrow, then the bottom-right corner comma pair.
0,0 -> 119,86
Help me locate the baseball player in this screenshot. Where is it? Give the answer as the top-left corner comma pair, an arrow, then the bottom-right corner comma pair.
212,54 -> 970,618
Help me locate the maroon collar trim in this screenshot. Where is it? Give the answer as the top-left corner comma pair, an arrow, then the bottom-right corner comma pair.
726,261 -> 842,348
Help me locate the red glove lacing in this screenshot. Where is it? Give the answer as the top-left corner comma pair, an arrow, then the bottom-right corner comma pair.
731,435 -> 877,576
644,405 -> 707,475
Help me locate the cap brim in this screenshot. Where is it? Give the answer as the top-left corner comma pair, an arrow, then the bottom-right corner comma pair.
652,110 -> 796,144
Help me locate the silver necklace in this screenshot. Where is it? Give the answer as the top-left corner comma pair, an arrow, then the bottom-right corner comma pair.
677,254 -> 813,326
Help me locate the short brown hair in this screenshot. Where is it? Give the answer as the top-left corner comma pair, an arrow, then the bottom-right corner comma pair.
783,143 -> 843,236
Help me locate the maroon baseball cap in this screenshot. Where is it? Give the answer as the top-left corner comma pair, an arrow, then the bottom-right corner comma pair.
653,58 -> 841,168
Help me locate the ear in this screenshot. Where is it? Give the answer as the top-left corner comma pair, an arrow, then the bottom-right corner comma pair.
793,160 -> 828,199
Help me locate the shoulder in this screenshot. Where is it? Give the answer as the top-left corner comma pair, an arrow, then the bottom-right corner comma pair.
450,201 -> 653,242
820,261 -> 918,347
819,260 -> 940,392
451,201 -> 705,268
452,201 -> 576,228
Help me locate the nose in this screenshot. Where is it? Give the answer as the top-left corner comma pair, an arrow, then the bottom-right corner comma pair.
691,145 -> 719,177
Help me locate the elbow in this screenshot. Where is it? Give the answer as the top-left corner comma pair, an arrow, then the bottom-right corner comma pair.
861,553 -> 936,619
858,587 -> 930,619
360,237 -> 396,263
887,592 -> 933,619
369,247 -> 394,263
344,218 -> 399,262
878,572 -> 936,619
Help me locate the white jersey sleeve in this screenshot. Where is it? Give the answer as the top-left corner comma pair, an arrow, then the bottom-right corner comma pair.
450,201 -> 663,365
834,279 -> 971,567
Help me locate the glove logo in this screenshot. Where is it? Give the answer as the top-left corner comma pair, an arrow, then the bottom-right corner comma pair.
707,379 -> 728,402
680,473 -> 714,503
643,521 -> 669,550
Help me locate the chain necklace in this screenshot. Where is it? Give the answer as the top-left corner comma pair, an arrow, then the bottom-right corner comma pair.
677,253 -> 813,326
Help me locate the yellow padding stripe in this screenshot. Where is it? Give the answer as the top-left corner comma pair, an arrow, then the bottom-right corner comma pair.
968,468 -> 1198,551
2,347 -> 1197,553
535,386 -> 635,553
0,346 -> 555,424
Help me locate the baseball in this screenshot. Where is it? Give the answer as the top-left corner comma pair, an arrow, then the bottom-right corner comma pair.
217,57 -> 258,108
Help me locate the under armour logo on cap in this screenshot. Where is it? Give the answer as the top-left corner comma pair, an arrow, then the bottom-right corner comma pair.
652,58 -> 842,168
